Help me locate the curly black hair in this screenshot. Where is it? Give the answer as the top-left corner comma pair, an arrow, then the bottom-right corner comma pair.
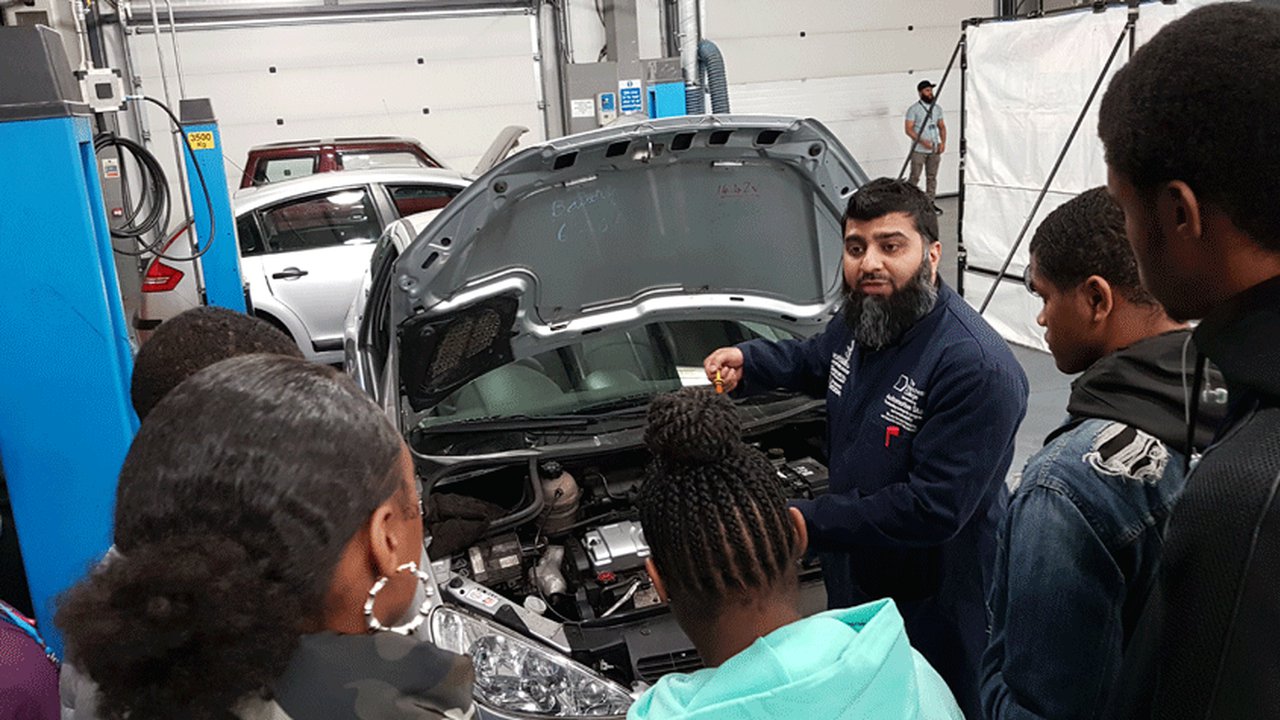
845,178 -> 940,246
1098,3 -> 1280,251
57,355 -> 405,720
1029,187 -> 1157,306
638,389 -> 802,619
131,307 -> 302,420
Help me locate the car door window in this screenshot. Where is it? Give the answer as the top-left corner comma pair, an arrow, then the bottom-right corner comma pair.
258,187 -> 382,253
254,156 -> 318,185
237,215 -> 265,256
362,238 -> 400,377
385,184 -> 461,217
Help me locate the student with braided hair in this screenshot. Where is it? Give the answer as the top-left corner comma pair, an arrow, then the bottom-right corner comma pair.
627,388 -> 963,720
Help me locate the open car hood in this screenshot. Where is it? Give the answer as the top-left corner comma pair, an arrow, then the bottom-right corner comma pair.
470,125 -> 529,176
393,116 -> 868,411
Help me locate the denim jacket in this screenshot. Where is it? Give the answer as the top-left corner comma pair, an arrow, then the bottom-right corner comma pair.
981,331 -> 1225,720
982,418 -> 1187,719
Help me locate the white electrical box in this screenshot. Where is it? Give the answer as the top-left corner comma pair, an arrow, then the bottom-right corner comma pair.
75,67 -> 125,113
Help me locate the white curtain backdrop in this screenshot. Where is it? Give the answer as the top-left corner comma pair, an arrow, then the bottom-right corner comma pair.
961,0 -> 1225,350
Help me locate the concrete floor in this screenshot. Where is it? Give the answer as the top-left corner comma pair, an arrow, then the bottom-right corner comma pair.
935,194 -> 1073,482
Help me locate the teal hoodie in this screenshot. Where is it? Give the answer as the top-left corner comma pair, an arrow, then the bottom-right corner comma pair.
627,599 -> 963,720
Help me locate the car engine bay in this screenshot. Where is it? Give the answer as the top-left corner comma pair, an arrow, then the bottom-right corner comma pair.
420,413 -> 830,688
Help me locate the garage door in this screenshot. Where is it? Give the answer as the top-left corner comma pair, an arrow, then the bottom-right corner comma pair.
127,7 -> 546,194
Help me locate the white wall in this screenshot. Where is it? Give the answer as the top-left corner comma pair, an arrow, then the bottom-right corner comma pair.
128,11 -> 546,197
704,0 -> 990,191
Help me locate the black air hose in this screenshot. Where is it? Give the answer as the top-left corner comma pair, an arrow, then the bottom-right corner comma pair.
94,133 -> 171,251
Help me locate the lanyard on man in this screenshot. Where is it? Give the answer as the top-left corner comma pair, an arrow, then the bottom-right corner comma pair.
914,100 -> 939,152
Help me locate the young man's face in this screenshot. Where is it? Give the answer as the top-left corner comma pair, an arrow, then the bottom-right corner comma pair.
919,87 -> 935,103
1106,166 -> 1198,320
843,211 -> 939,294
1026,255 -> 1104,374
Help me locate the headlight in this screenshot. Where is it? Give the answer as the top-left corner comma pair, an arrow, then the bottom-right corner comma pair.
430,606 -> 633,718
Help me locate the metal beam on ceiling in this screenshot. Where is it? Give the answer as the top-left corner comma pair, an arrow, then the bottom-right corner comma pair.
128,0 -> 535,30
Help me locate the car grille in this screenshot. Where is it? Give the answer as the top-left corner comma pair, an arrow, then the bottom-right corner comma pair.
635,648 -> 704,683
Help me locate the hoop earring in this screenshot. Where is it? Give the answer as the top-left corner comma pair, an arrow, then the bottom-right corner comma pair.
364,561 -> 435,635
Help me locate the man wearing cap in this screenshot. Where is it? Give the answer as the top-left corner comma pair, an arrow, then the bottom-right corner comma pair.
905,80 -> 946,214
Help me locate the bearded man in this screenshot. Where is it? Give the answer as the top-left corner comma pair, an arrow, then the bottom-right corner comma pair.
703,178 -> 1028,719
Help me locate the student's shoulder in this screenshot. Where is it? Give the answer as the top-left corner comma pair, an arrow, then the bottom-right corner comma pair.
1017,419 -> 1113,496
1007,426 -> 1110,538
1015,418 -> 1187,541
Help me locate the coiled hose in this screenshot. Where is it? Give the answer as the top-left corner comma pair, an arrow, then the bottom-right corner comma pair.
94,133 -> 171,254
95,95 -> 216,262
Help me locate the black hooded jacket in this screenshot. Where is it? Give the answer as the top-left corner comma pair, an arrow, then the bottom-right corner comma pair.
1062,329 -> 1224,454
1110,275 -> 1280,719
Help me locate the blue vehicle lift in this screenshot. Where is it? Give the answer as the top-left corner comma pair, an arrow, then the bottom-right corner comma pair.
177,98 -> 245,312
0,26 -> 244,654
0,26 -> 137,655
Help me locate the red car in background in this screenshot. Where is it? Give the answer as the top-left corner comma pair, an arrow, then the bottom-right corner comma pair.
239,136 -> 445,189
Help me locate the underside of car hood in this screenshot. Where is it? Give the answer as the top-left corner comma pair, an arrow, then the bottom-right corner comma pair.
394,116 -> 867,411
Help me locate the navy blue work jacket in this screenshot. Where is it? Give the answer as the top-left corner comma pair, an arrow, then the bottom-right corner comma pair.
737,282 -> 1028,718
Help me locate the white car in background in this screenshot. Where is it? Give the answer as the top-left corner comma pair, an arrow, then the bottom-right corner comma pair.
135,168 -> 471,364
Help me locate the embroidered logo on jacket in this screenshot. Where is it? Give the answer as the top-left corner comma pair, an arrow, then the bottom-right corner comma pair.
828,340 -> 856,397
881,374 -> 925,433
1083,423 -> 1169,484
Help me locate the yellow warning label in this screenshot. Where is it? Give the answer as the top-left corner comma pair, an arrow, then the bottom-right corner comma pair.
186,131 -> 216,150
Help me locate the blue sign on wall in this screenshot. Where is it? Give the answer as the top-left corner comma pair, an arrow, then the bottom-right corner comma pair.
619,79 -> 643,114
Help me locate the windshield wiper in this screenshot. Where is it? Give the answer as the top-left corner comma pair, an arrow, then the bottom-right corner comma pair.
422,414 -> 593,434
567,392 -> 659,416
421,406 -> 651,434
419,392 -> 665,435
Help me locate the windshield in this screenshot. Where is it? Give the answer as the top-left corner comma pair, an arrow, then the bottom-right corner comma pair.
417,318 -> 801,429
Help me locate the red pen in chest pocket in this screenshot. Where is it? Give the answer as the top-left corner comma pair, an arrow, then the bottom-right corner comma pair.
885,425 -> 901,448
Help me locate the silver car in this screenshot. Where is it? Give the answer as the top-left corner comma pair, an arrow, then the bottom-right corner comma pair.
135,168 -> 471,364
343,209 -> 442,396
349,116 -> 866,719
